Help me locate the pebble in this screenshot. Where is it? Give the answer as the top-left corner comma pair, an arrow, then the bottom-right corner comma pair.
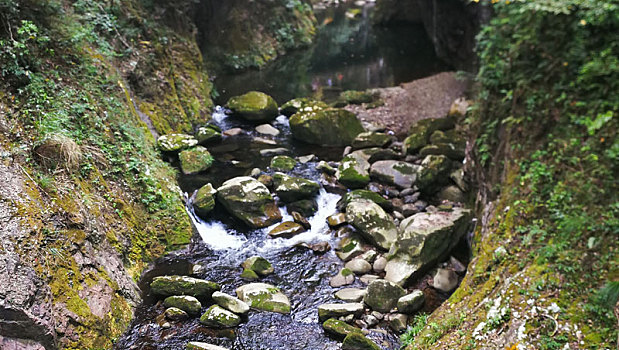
223,128 -> 243,136
297,154 -> 315,163
259,148 -> 289,156
362,314 -> 378,327
345,259 -> 372,275
255,124 -> 280,136
373,256 -> 387,273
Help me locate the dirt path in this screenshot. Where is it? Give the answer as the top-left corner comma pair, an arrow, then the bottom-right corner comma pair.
345,72 -> 472,137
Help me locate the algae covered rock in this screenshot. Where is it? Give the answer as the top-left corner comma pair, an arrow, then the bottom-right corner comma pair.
317,302 -> 364,321
419,143 -> 465,161
345,199 -> 398,250
158,133 -> 198,152
241,256 -> 274,276
280,97 -> 327,117
272,172 -> 320,202
199,305 -> 241,328
337,189 -> 390,212
212,291 -> 250,314
369,160 -> 420,189
336,153 -> 371,189
236,283 -> 291,314
341,332 -> 381,350
163,295 -> 202,315
287,199 -> 318,216
165,307 -> 188,321
322,318 -> 362,338
270,155 -> 297,171
339,90 -> 373,105
192,183 -> 217,218
217,176 -> 282,228
352,131 -> 391,149
335,234 -> 365,261
363,279 -> 405,312
150,275 -> 220,299
195,125 -> 222,144
290,108 -> 364,146
403,116 -> 456,154
416,155 -> 453,194
179,146 -> 214,175
226,91 -> 278,122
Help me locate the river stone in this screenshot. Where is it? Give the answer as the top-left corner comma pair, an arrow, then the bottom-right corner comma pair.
372,256 -> 387,273
345,199 -> 398,251
187,342 -> 229,350
165,307 -> 188,321
253,136 -> 278,145
287,199 -> 318,217
433,268 -> 459,292
397,290 -> 425,314
270,155 -> 296,171
240,268 -> 259,280
363,279 -> 405,313
437,185 -> 465,203
322,318 -> 363,338
369,160 -> 420,189
317,302 -> 364,321
450,168 -> 468,192
199,305 -> 241,328
280,97 -> 328,117
389,313 -> 408,332
317,160 -> 336,175
216,176 -> 282,228
336,235 -> 365,261
163,295 -> 202,315
359,250 -> 378,263
158,133 -> 198,152
336,153 -> 371,189
195,125 -> 222,144
327,213 -> 347,227
241,256 -> 274,276
259,147 -> 289,156
223,128 -> 244,137
385,208 -> 470,285
212,291 -> 250,315
351,147 -> 400,163
236,283 -> 291,314
290,107 -> 364,146
226,91 -> 278,122
360,274 -> 380,285
150,276 -> 220,299
291,211 -> 311,229
352,132 -> 391,149
419,143 -> 465,161
341,332 -> 381,350
337,190 -> 390,212
335,288 -> 367,302
193,183 -> 217,218
345,259 -> 372,275
255,124 -> 280,136
416,155 -> 453,195
268,221 -> 305,238
330,268 -> 355,287
272,173 -> 320,202
403,117 -> 456,154
339,90 -> 374,105
179,146 -> 214,175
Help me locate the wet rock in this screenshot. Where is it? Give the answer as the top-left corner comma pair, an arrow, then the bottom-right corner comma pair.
250,168 -> 262,177
352,132 -> 391,149
195,125 -> 222,144
416,155 -> 453,195
401,204 -> 420,217
318,302 -> 364,321
397,290 -> 425,314
179,146 -> 214,175
372,256 -> 387,273
363,279 -> 405,313
192,183 -> 217,218
287,199 -> 318,216
272,173 -> 320,202
297,154 -> 315,163
336,153 -> 371,189
362,314 -> 379,327
437,185 -> 465,203
389,313 -> 408,332
236,283 -> 291,314
309,241 -> 331,254
240,268 -> 259,280
290,107 -> 364,146
327,213 -> 347,227
280,98 -> 327,117
241,256 -> 274,276
345,199 -> 398,250
158,133 -> 198,152
164,307 -> 188,321
317,160 -> 336,175
255,124 -> 280,136
343,146 -> 353,157
291,211 -> 311,229
341,332 -> 381,350
150,276 -> 220,299
217,176 -> 282,228
337,189 -> 390,212
403,192 -> 420,204
345,259 -> 372,275
257,174 -> 273,187
419,143 -> 464,161
212,291 -> 250,315
268,221 -> 305,238
270,155 -> 296,171
259,147 -> 289,156
223,128 -> 244,137
226,91 -> 278,122
351,147 -> 400,163
403,116 -> 456,154
400,188 -> 417,197
187,342 -> 230,350
336,235 -> 365,261
199,305 -> 241,328
335,288 -> 367,302
385,208 -> 470,285
359,274 -> 380,285
433,268 -> 459,292
161,322 -> 171,328
369,160 -> 420,189
253,136 -> 278,145
163,295 -> 202,315
322,318 -> 362,338
330,268 -> 355,287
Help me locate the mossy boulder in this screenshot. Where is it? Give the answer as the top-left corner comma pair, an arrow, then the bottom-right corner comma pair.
236,283 -> 291,314
363,279 -> 405,312
369,160 -> 420,189
419,143 -> 465,161
416,155 -> 453,194
270,155 -> 297,171
158,133 -> 198,153
402,116 -> 456,154
287,199 -> 318,217
337,189 -> 390,212
350,147 -> 400,163
437,185 -> 465,203
336,153 -> 371,189
322,318 -> 362,338
199,305 -> 241,328
268,221 -> 305,238
226,91 -> 278,122
352,132 -> 391,149
240,268 -> 259,280
289,108 -> 364,146
339,90 -> 374,105
193,183 -> 217,218
241,256 -> 274,276
195,125 -> 222,144
163,295 -> 202,315
187,342 -> 229,350
165,307 -> 188,321
272,173 -> 320,202
212,291 -> 250,314
345,199 -> 398,251
280,97 -> 327,117
150,275 -> 220,299
342,332 -> 381,350
317,302 -> 364,321
179,146 -> 214,175
216,176 -> 282,228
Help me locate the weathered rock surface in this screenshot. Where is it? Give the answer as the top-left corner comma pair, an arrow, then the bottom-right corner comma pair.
150,276 -> 220,299
226,91 -> 278,122
336,153 -> 371,189
345,199 -> 398,250
290,108 -> 364,146
433,268 -> 459,292
272,173 -> 320,202
179,146 -> 213,175
345,259 -> 372,275
163,295 -> 202,315
352,131 -> 391,149
322,318 -> 362,338
335,288 -> 367,302
337,189 -> 390,211
158,133 -> 198,152
280,98 -> 327,117
270,155 -> 296,171
241,256 -> 274,277
415,155 -> 453,194
255,124 -> 280,136
363,279 -> 405,312
317,303 -> 364,321
341,332 -> 381,350
236,283 -> 291,314
199,305 -> 241,328
192,183 -> 216,218
397,290 -> 425,314
195,125 -> 222,144
268,221 -> 305,238
164,307 -> 188,321
187,342 -> 230,350
336,235 -> 365,261
212,291 -> 250,314
369,160 -> 420,189
216,177 -> 282,228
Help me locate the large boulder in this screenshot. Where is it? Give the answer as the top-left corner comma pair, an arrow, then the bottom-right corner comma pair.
280,98 -> 327,117
226,91 -> 278,122
236,283 -> 291,314
150,276 -> 220,299
369,160 -> 420,189
337,189 -> 390,212
342,332 -> 381,350
385,208 -> 471,285
363,279 -> 405,312
336,153 -> 371,189
402,116 -> 456,154
158,133 -> 198,152
195,125 -> 222,144
290,108 -> 364,146
217,177 -> 282,228
345,199 -> 398,250
179,146 -> 214,175
192,183 -> 216,218
416,155 -> 453,195
199,305 -> 241,328
272,173 -> 320,203
352,132 -> 391,149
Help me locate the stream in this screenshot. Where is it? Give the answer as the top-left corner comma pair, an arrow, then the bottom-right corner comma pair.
116,3 -> 457,350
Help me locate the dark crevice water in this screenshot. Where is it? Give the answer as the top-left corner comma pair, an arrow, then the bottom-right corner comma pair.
116,3 -> 466,350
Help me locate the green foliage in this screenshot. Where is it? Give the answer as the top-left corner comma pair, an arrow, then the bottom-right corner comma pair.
0,18 -> 50,84
400,314 -> 428,348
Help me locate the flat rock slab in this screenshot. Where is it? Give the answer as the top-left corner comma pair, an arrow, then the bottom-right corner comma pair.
335,288 -> 367,302
318,302 -> 364,321
236,283 -> 291,314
